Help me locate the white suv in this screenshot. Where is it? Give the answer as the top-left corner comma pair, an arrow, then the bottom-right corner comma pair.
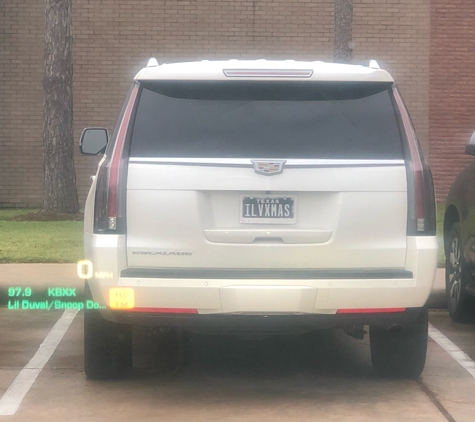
80,59 -> 438,379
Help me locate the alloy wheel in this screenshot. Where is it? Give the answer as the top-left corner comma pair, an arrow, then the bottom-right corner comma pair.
448,236 -> 462,308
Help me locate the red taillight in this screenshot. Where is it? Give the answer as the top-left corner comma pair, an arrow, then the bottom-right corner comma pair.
393,88 -> 436,236
94,85 -> 139,233
337,308 -> 406,314
126,308 -> 199,314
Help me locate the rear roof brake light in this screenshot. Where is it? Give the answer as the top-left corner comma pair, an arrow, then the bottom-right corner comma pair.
223,69 -> 314,78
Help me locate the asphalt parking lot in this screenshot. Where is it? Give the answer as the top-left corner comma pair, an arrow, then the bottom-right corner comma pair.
0,265 -> 474,422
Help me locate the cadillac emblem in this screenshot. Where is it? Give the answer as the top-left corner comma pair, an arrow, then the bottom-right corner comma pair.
251,160 -> 286,176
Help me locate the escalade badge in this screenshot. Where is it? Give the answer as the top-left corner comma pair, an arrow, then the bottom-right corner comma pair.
251,160 -> 286,176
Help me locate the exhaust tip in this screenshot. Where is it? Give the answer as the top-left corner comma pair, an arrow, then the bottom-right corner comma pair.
387,324 -> 405,334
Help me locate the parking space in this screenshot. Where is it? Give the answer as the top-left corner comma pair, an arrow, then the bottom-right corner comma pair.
0,266 -> 474,421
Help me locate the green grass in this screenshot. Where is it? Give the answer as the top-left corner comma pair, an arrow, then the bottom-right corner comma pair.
0,209 -> 83,263
0,208 -> 39,219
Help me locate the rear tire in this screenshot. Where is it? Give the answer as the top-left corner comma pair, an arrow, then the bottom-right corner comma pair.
445,222 -> 474,322
84,283 -> 132,380
370,307 -> 428,378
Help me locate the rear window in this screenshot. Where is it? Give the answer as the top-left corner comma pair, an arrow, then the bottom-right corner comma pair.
129,81 -> 403,159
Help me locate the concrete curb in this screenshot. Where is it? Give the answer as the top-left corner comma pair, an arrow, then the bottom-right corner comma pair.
0,264 -> 82,288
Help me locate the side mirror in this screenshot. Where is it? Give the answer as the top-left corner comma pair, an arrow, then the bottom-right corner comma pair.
79,128 -> 109,155
465,131 -> 475,156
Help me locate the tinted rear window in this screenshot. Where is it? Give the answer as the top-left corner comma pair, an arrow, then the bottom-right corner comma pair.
130,81 -> 403,159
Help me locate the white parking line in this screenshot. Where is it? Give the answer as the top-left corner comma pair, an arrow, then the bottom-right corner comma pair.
429,323 -> 475,379
0,309 -> 78,416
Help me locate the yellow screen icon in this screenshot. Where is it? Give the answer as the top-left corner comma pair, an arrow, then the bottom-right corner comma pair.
109,288 -> 135,309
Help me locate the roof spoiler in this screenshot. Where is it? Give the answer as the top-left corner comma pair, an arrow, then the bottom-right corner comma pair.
356,60 -> 381,69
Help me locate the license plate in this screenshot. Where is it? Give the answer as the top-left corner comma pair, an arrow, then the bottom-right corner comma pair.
240,195 -> 296,224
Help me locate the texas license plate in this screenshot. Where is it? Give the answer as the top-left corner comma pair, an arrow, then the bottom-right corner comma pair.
240,195 -> 296,224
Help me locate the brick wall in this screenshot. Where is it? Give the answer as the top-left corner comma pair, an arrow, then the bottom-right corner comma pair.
1,0 -> 431,207
430,0 -> 475,201
0,0 -> 44,207
72,0 -> 335,205
353,0 -> 431,157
